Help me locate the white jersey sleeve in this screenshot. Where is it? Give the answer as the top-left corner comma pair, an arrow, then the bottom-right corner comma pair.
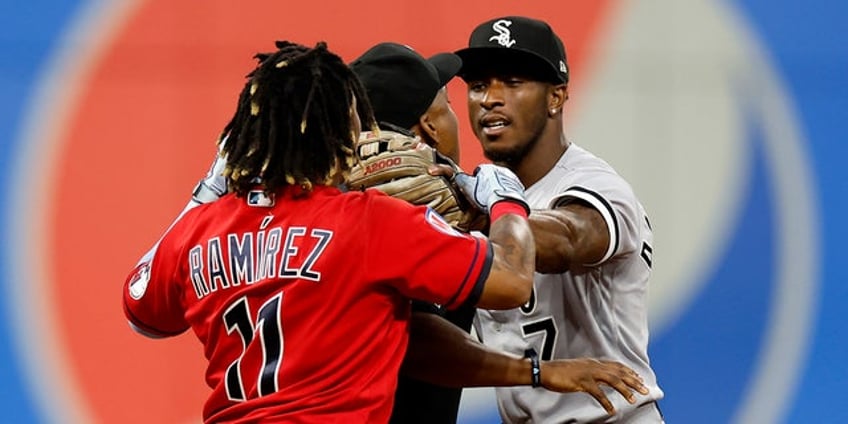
527,144 -> 649,267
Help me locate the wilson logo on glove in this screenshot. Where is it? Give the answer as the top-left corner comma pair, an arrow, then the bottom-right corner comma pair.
348,130 -> 488,233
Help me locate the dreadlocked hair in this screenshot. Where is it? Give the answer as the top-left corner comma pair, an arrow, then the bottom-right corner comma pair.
218,40 -> 376,197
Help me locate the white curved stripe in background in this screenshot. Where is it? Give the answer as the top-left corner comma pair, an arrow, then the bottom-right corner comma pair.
572,0 -> 749,335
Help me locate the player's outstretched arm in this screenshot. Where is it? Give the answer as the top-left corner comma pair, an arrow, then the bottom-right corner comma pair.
401,312 -> 648,415
529,203 -> 609,274
401,311 -> 524,386
454,164 -> 535,309
477,211 -> 535,309
428,163 -> 609,274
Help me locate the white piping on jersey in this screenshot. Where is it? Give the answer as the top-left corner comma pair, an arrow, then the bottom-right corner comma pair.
553,187 -> 619,266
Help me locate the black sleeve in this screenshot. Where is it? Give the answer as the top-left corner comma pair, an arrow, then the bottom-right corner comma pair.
390,378 -> 464,424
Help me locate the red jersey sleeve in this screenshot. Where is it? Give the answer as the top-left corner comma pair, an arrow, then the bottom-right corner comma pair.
363,194 -> 492,310
122,216 -> 193,338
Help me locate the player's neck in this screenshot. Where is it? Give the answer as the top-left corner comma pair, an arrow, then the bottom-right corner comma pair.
511,129 -> 569,189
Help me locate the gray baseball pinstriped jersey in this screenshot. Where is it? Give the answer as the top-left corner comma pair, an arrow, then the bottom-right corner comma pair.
475,143 -> 664,423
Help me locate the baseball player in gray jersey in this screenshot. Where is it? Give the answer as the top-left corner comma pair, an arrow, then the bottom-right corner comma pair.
453,16 -> 665,423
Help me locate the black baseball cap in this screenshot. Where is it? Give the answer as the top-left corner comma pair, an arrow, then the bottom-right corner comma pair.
455,16 -> 569,84
350,42 -> 462,129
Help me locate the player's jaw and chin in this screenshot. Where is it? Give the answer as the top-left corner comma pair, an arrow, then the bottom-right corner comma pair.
471,111 -> 546,166
467,86 -> 550,166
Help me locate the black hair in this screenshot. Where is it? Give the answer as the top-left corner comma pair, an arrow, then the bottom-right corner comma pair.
219,40 -> 376,196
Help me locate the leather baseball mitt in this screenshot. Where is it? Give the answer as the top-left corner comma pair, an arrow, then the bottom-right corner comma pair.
347,130 -> 487,232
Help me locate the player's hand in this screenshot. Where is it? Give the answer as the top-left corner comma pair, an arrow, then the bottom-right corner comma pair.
427,162 -> 456,178
452,164 -> 529,215
540,358 -> 649,415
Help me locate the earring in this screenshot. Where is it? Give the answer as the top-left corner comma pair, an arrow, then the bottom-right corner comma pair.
550,108 -> 558,116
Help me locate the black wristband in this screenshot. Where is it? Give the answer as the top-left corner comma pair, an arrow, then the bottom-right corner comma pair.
524,348 -> 541,387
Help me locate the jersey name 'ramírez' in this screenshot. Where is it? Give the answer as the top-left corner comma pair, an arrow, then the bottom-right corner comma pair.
188,225 -> 333,299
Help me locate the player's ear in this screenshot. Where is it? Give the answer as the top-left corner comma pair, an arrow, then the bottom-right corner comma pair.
548,83 -> 568,116
414,113 -> 440,149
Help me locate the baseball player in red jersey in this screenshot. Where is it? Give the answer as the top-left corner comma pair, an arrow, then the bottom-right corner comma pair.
122,41 -> 537,423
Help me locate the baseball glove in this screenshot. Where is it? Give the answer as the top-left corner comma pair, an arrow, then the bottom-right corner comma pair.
347,130 -> 487,232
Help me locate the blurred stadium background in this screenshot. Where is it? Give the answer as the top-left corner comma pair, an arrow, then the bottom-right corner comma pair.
0,0 -> 844,423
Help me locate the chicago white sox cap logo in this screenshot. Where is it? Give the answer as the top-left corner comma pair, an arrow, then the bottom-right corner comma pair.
488,19 -> 516,47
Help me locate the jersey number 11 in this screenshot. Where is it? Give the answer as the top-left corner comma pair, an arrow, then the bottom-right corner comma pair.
222,292 -> 284,401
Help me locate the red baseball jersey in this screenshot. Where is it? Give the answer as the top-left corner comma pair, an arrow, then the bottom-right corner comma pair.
122,185 -> 492,423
